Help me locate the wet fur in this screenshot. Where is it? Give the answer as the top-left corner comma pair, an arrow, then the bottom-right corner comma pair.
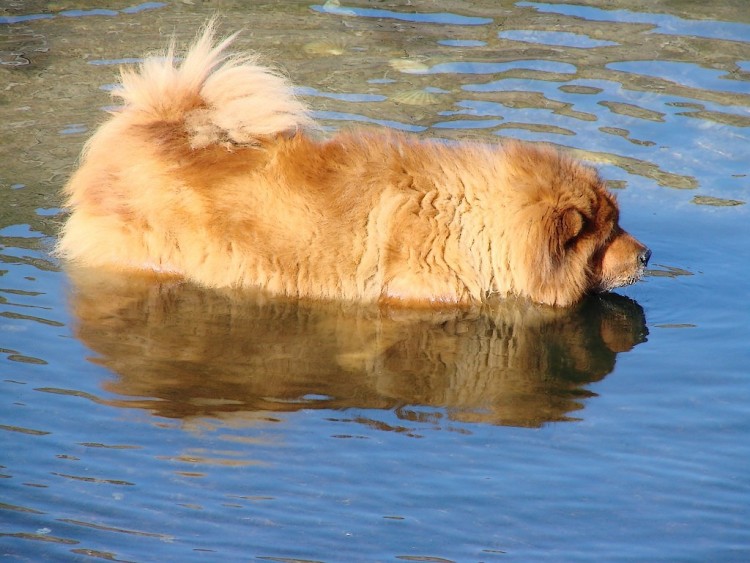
58,23 -> 649,307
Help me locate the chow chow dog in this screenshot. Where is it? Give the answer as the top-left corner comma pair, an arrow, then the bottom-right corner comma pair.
58,22 -> 650,307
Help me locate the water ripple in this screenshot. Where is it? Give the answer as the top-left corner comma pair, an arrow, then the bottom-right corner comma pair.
608,60 -> 750,95
518,1 -> 750,42
311,3 -> 492,25
311,110 -> 427,132
400,60 -> 577,75
0,3 -> 166,24
295,86 -> 387,103
499,29 -> 619,48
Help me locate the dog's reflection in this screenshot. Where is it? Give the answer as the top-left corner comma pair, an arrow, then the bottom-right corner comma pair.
67,268 -> 648,428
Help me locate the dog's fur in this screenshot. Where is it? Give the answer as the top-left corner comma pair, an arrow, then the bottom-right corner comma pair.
58,23 -> 650,307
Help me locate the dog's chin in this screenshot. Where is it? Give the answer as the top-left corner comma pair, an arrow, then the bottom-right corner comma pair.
592,268 -> 645,294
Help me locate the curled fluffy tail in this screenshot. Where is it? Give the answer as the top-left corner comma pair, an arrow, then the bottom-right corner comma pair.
115,20 -> 313,147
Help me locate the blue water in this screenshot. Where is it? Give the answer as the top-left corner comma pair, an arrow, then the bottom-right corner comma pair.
0,2 -> 165,24
311,3 -> 493,26
438,39 -> 488,48
518,1 -> 750,43
498,30 -> 619,48
608,60 -> 750,94
1,1 -> 749,561
404,60 -> 578,75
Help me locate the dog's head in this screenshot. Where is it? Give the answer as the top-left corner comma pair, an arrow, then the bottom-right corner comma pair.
499,143 -> 650,306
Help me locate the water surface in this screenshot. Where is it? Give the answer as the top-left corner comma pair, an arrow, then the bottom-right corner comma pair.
1,1 -> 749,561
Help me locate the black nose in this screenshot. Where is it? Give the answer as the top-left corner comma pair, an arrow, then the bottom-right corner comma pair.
640,248 -> 652,266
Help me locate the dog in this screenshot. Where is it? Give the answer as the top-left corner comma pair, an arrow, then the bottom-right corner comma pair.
58,22 -> 650,307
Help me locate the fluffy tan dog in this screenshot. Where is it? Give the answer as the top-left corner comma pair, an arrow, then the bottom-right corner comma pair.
58,23 -> 650,307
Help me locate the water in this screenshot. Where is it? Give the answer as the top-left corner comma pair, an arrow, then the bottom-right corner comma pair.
1,1 -> 749,561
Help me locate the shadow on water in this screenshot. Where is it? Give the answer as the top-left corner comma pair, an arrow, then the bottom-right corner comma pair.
66,268 -> 647,429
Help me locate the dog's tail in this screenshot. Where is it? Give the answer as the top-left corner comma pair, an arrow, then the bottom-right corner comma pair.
114,20 -> 313,147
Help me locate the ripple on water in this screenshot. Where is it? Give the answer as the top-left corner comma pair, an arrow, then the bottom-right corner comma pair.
499,29 -> 618,48
608,60 -> 750,95
87,58 -> 144,66
311,2 -> 493,25
432,118 -> 505,130
598,100 -> 666,122
295,86 -> 387,103
692,195 -> 745,207
311,109 -> 427,132
391,89 -> 444,106
303,39 -> 350,56
438,39 -> 487,47
517,1 -> 750,43
415,60 -> 578,75
389,58 -> 431,74
558,85 -> 604,95
0,2 -> 166,24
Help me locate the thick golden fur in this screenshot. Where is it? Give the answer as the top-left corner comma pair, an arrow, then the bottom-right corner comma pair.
58,23 -> 650,307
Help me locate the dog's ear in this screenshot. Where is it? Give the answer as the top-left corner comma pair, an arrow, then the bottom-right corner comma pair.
551,207 -> 584,261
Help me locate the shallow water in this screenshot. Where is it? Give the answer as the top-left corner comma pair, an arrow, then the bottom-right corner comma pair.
1,1 -> 749,561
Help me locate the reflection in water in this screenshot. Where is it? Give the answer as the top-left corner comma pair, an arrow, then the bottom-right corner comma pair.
310,4 -> 493,26
67,268 -> 647,428
518,1 -> 750,42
